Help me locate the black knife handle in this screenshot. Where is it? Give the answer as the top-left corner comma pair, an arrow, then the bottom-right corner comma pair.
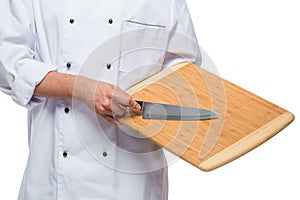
135,100 -> 144,110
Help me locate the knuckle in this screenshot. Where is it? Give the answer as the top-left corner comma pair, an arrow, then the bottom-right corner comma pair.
95,109 -> 103,116
106,91 -> 114,99
102,100 -> 111,108
95,103 -> 106,113
99,106 -> 106,112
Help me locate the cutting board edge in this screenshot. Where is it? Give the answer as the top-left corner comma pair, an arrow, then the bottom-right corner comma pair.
126,62 -> 189,95
198,111 -> 295,172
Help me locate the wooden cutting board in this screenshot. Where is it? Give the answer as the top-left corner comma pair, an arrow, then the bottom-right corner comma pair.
118,62 -> 294,171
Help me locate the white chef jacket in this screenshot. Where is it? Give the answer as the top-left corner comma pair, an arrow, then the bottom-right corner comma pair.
0,0 -> 201,199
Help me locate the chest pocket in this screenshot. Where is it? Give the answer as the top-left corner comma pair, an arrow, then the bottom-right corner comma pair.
118,20 -> 169,90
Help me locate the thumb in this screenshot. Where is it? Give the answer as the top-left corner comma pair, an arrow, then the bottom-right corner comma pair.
129,97 -> 141,110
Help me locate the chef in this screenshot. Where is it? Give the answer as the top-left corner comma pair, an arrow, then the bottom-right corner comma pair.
0,0 -> 201,199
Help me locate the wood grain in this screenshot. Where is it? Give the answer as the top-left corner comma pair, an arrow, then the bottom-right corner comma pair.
118,62 -> 294,171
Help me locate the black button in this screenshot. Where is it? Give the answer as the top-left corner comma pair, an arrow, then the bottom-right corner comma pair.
69,18 -> 75,24
66,62 -> 72,68
108,19 -> 113,24
63,151 -> 68,158
106,63 -> 111,70
64,107 -> 70,114
103,152 -> 108,157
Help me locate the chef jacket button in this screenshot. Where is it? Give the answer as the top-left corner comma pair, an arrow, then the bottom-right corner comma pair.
108,18 -> 113,24
64,107 -> 70,114
66,62 -> 72,69
63,151 -> 68,158
69,18 -> 75,24
102,152 -> 108,157
106,63 -> 111,70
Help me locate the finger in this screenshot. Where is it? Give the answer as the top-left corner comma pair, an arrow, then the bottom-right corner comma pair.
95,106 -> 113,116
101,114 -> 119,125
111,103 -> 127,117
129,97 -> 141,110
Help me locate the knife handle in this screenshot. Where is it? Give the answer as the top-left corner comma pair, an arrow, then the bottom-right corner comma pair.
135,100 -> 144,110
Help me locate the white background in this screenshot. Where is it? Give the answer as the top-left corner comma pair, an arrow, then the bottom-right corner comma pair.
0,0 -> 299,199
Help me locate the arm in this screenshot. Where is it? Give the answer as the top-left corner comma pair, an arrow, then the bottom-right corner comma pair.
0,1 -> 138,123
34,72 -> 141,124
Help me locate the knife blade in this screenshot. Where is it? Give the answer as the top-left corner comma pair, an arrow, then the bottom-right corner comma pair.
133,101 -> 217,121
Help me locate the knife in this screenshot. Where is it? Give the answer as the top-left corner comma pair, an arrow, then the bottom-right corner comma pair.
131,100 -> 217,121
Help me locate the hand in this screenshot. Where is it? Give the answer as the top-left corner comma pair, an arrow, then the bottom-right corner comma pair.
93,81 -> 141,124
74,77 -> 141,124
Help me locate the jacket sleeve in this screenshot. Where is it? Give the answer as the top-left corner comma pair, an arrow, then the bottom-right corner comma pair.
0,0 -> 57,109
163,0 -> 202,69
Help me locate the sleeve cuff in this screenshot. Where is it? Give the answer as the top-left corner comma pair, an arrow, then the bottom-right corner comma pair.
11,58 -> 57,109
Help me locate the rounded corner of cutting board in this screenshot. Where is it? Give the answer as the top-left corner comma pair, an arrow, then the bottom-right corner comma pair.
288,111 -> 295,122
198,164 -> 215,172
198,111 -> 295,171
